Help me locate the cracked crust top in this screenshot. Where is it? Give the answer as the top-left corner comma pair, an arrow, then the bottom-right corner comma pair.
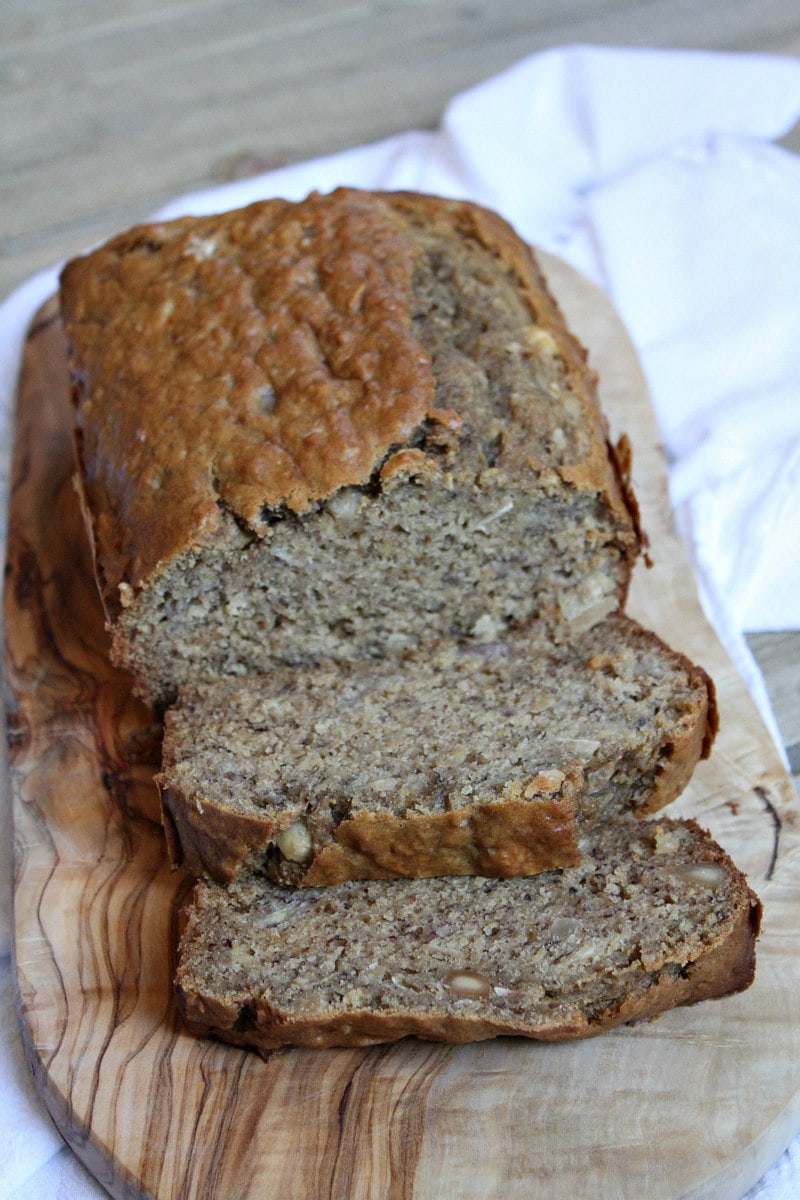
59,188 -> 639,615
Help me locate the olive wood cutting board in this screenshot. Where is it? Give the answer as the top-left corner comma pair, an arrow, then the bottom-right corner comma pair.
5,254 -> 800,1200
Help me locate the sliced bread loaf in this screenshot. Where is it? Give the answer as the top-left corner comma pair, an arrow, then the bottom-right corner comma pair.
157,614 -> 716,886
60,188 -> 641,708
175,817 -> 760,1050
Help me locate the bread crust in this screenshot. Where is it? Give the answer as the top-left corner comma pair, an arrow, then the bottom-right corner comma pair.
160,781 -> 583,886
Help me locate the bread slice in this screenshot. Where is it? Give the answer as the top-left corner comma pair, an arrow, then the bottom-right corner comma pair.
174,818 -> 760,1050
60,188 -> 641,708
157,615 -> 716,886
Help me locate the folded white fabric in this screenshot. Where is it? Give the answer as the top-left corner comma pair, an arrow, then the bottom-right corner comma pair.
1,44 -> 799,1200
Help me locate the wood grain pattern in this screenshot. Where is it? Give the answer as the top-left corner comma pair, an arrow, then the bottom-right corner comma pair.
5,259 -> 800,1200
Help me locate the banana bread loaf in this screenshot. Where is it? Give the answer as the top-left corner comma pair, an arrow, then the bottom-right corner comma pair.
174,817 -> 760,1050
59,188 -> 641,708
158,614 -> 716,886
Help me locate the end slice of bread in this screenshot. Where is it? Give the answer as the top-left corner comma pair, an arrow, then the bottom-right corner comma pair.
174,817 -> 760,1050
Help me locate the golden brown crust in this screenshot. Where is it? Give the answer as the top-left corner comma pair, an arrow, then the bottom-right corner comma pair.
304,787 -> 584,883
61,190 -> 435,607
159,779 -> 582,886
59,188 -> 641,619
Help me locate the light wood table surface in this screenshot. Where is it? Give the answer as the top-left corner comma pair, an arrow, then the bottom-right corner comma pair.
4,1 -> 798,793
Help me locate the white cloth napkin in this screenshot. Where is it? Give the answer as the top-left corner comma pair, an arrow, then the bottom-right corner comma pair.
2,45 -> 799,1200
